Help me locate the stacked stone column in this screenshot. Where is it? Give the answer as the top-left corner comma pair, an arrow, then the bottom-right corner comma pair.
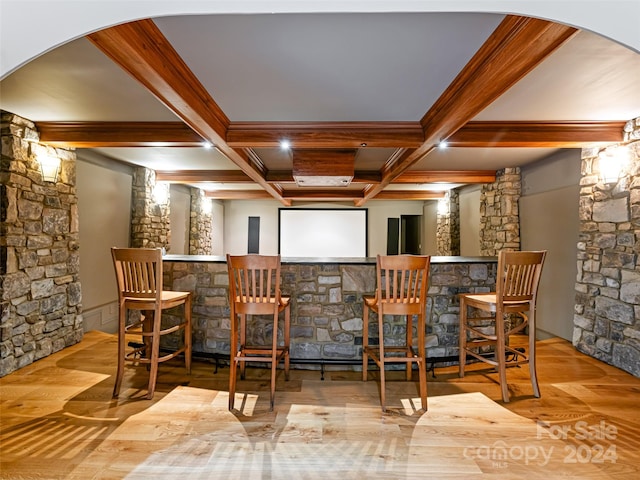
189,188 -> 212,255
1,112 -> 83,376
574,117 -> 640,376
436,189 -> 460,255
479,167 -> 521,255
131,167 -> 170,250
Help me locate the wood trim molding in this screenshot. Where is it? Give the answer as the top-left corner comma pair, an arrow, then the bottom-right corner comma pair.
394,170 -> 496,184
449,121 -> 625,147
37,121 -> 203,147
355,15 -> 578,206
35,119 -> 622,149
227,122 -> 424,148
205,190 -> 273,200
156,170 -> 252,183
88,19 -> 290,206
373,190 -> 446,200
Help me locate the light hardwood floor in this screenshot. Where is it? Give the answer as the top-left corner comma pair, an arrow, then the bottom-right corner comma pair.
1,331 -> 639,479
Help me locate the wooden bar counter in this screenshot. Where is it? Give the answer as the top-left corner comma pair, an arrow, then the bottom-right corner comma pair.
162,255 -> 497,368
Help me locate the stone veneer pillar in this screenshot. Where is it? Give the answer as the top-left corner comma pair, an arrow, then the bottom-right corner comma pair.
189,188 -> 212,255
436,189 -> 460,255
130,167 -> 170,250
479,167 -> 521,255
574,117 -> 640,377
1,112 -> 83,376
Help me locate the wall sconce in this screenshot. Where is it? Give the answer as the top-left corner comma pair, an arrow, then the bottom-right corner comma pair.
599,144 -> 631,184
38,154 -> 61,183
437,198 -> 449,215
152,182 -> 170,205
201,196 -> 213,215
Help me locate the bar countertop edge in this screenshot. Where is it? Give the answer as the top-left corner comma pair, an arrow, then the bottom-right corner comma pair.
163,254 -> 498,265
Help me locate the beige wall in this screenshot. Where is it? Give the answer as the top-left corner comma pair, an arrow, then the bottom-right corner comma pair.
223,200 -> 425,257
422,201 -> 438,255
169,184 -> 190,254
211,200 -> 225,255
459,185 -> 481,256
76,152 -> 133,333
520,149 -> 581,341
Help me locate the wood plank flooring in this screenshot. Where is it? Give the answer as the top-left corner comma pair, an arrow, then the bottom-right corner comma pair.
1,331 -> 639,479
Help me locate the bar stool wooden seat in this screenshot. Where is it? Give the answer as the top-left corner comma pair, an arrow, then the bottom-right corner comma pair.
362,254 -> 431,412
111,247 -> 192,400
227,254 -> 291,411
459,250 -> 546,402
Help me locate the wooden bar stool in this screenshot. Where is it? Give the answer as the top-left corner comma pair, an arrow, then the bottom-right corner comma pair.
227,254 -> 291,411
111,247 -> 192,400
459,250 -> 546,402
362,254 -> 431,412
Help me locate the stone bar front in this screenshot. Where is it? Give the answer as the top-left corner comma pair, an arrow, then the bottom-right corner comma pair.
162,256 -> 497,367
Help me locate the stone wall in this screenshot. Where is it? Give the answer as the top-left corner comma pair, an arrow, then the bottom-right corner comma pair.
163,259 -> 496,367
189,188 -> 212,255
436,189 -> 460,255
131,167 -> 170,250
0,112 -> 83,376
574,117 -> 640,376
480,167 -> 521,255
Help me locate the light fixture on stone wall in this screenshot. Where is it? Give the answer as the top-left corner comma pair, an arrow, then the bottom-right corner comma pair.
201,196 -> 212,215
437,197 -> 449,215
152,181 -> 170,205
599,144 -> 631,183
37,154 -> 61,183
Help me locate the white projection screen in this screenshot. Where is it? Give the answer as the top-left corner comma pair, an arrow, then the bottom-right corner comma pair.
279,208 -> 368,257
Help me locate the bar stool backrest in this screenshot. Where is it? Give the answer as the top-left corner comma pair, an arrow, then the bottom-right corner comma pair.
227,254 -> 283,315
376,255 -> 431,315
111,247 -> 163,303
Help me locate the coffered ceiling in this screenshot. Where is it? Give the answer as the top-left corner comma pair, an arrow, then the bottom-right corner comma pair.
1,12 -> 639,205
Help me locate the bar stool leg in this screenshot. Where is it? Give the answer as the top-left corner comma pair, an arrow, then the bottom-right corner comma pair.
362,303 -> 370,381
459,296 -> 468,378
377,309 -> 387,412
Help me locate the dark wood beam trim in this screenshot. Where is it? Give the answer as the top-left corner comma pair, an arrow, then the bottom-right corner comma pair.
87,20 -> 290,206
394,170 -> 496,184
373,191 -> 447,200
266,170 -> 383,184
37,121 -> 203,147
156,170 -> 252,183
356,15 -> 578,206
205,190 -> 273,200
158,169 -> 492,186
448,121 -> 626,147
283,190 -> 364,201
226,122 -> 424,148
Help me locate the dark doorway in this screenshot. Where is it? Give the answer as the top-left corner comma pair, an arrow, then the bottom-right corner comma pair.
248,216 -> 260,254
401,215 -> 421,255
386,218 -> 400,255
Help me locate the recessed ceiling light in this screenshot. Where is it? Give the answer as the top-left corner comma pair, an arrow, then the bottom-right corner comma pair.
280,140 -> 291,150
439,140 -> 448,149
203,142 -> 213,149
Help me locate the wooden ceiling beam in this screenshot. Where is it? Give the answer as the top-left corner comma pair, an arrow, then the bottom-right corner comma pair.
283,190 -> 364,201
356,15 -> 578,206
156,169 -> 495,186
87,19 -> 290,206
37,121 -> 202,147
205,190 -> 273,200
35,119 -> 622,149
267,170 -> 381,184
394,170 -> 496,184
373,190 -> 447,200
226,122 -> 424,148
156,170 -> 252,183
449,121 -> 625,147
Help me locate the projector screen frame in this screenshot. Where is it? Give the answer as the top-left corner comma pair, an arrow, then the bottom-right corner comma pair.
278,207 -> 369,258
